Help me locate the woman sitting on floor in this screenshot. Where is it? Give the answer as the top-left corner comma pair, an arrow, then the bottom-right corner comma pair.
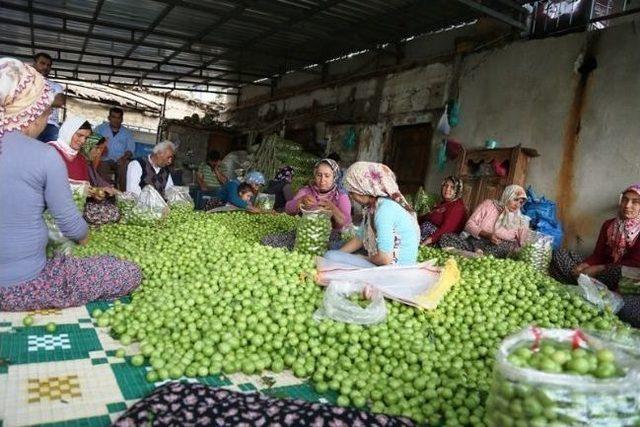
48,118 -> 120,225
419,176 -> 466,246
550,183 -> 640,326
0,58 -> 141,311
265,165 -> 295,212
324,161 -> 419,267
439,184 -> 529,258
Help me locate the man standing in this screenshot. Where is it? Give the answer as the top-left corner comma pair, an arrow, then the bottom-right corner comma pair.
95,107 -> 136,191
126,140 -> 176,198
33,53 -> 65,142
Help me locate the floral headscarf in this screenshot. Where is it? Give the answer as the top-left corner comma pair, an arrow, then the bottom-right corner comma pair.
343,161 -> 417,255
274,166 -> 294,183
0,57 -> 54,138
442,176 -> 463,201
313,158 -> 341,189
494,184 -> 529,230
608,184 -> 640,263
47,116 -> 88,160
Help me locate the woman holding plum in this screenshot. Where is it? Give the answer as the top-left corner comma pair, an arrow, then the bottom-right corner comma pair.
324,161 -> 420,267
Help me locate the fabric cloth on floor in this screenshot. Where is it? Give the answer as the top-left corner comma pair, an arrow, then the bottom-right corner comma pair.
112,382 -> 416,427
0,254 -> 141,311
439,233 -> 519,259
324,250 -> 377,268
83,200 -> 121,225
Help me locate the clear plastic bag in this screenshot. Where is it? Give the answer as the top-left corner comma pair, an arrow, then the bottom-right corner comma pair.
69,179 -> 90,212
294,208 -> 332,256
115,192 -> 138,223
313,281 -> 387,325
486,327 -> 640,427
43,180 -> 88,257
619,267 -> 640,295
121,186 -> 169,226
254,193 -> 275,211
577,274 -> 624,314
517,231 -> 553,273
165,186 -> 194,209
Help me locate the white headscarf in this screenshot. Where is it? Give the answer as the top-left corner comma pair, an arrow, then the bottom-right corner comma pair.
47,117 -> 88,160
495,184 -> 529,230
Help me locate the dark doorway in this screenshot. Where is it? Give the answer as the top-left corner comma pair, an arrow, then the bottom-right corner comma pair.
388,123 -> 433,195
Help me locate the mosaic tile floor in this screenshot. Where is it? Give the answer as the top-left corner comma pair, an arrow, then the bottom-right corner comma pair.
0,300 -> 335,427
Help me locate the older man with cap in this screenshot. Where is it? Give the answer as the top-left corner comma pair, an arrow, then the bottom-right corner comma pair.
0,57 -> 142,311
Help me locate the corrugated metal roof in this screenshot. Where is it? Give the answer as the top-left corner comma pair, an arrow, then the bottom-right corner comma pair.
0,0 -> 529,93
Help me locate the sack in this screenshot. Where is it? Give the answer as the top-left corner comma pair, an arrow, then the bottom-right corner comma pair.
577,274 -> 624,314
313,281 -> 387,325
254,193 -> 276,211
517,231 -> 553,273
165,186 -> 194,209
294,208 -> 332,256
316,258 -> 460,310
619,267 -> 640,295
486,327 -> 640,427
522,186 -> 563,248
120,186 -> 168,225
115,192 -> 138,223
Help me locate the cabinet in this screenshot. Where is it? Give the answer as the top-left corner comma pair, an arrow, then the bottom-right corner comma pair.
458,146 -> 538,212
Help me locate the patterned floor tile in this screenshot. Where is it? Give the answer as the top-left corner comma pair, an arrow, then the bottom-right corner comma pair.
1,358 -> 123,426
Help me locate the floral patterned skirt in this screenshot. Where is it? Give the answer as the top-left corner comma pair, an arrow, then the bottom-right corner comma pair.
113,382 -> 416,427
0,255 -> 142,311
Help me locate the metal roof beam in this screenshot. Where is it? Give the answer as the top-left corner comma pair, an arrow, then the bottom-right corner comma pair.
75,0 -> 106,72
109,3 -> 175,82
52,76 -> 237,95
135,3 -> 248,85
0,40 -> 272,78
0,3 -> 315,62
453,0 -> 527,30
27,0 -> 34,55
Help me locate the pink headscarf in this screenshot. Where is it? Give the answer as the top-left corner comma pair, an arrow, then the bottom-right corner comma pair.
608,184 -> 640,263
0,57 -> 54,137
343,161 -> 417,255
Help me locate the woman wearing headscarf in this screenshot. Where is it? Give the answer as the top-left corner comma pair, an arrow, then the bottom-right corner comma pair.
0,57 -> 141,311
285,158 -> 352,230
439,185 -> 530,258
324,162 -> 420,267
48,118 -> 120,225
419,176 -> 466,245
265,165 -> 295,212
550,184 -> 640,326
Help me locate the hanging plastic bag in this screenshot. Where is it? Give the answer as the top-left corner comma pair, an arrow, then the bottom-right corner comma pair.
436,139 -> 448,172
446,99 -> 460,128
342,127 -> 356,150
316,258 -> 460,310
313,281 -> 387,325
294,208 -> 332,256
165,186 -> 194,209
517,231 -> 553,273
577,274 -> 624,314
486,327 -> 640,427
436,106 -> 451,135
254,193 -> 276,211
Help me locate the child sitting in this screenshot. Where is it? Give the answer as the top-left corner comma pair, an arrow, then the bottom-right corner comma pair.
230,182 -> 254,207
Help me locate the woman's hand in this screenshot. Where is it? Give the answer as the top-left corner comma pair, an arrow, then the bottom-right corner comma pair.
572,262 -> 590,276
298,195 -> 315,210
581,264 -> 606,277
319,199 -> 345,226
103,187 -> 119,197
421,237 -> 433,246
489,233 -> 502,245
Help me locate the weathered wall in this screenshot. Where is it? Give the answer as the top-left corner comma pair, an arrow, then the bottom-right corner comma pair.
446,23 -> 640,253
228,21 -> 640,253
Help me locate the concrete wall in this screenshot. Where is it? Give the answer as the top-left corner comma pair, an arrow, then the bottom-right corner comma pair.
227,21 -> 640,252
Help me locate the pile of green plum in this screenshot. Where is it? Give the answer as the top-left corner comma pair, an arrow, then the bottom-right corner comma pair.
486,331 -> 640,426
516,233 -> 553,274
293,209 -> 332,256
75,212 -> 626,425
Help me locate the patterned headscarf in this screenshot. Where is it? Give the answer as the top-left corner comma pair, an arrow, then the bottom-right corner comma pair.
442,176 -> 463,201
313,158 -> 341,189
494,184 -> 530,230
274,166 -> 294,183
343,161 -> 417,255
0,57 -> 54,137
608,184 -> 640,263
47,116 -> 88,160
